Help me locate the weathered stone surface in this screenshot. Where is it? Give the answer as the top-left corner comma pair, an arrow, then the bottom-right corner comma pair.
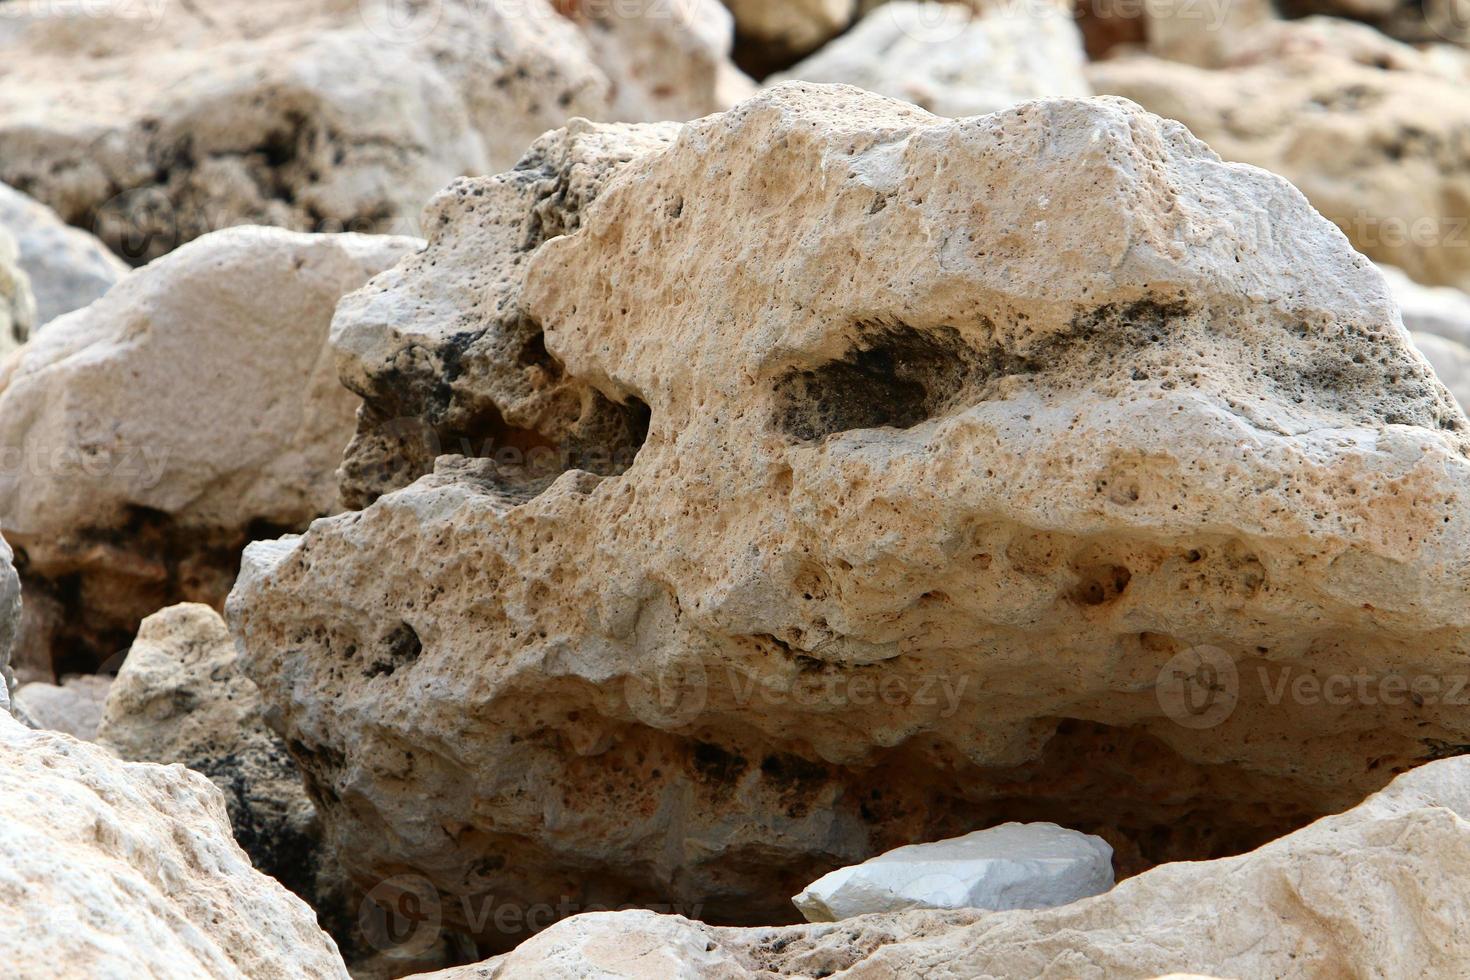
0,0 -> 744,266
0,708 -> 348,978
1382,262 -> 1470,347
1413,332 -> 1470,410
410,755 -> 1470,978
792,822 -> 1113,921
231,85 -> 1470,951
331,120 -> 674,510
0,224 -> 35,358
0,226 -> 419,675
1276,0 -> 1470,47
773,2 -> 1089,118
13,673 -> 110,739
1090,18 -> 1470,290
0,182 -> 127,327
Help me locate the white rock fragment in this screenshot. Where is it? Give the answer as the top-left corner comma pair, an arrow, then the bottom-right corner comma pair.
792,822 -> 1114,922
0,224 -> 35,358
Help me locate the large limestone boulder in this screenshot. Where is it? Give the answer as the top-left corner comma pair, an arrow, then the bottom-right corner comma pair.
0,224 -> 36,358
412,755 -> 1470,978
0,708 -> 348,978
0,0 -> 747,266
722,0 -> 858,67
0,183 -> 127,327
773,2 -> 1090,118
1090,17 -> 1470,291
0,226 -> 420,676
230,85 -> 1470,950
791,821 -> 1114,922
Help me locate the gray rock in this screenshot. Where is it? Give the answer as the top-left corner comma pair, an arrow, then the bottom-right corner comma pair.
0,184 -> 127,328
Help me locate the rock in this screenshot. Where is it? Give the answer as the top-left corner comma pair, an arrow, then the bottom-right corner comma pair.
0,183 -> 127,327
1412,332 -> 1470,410
0,708 -> 347,978
1381,263 -> 1470,347
772,2 -> 1090,118
1090,18 -> 1470,291
410,755 -> 1470,978
231,85 -> 1470,952
0,226 -> 420,676
791,822 -> 1113,922
0,224 -> 36,358
0,534 -> 19,714
331,119 -> 677,510
1275,0 -> 1470,47
12,673 -> 111,739
95,605 -> 322,902
723,0 -> 858,68
0,0 -> 744,266
562,0 -> 755,124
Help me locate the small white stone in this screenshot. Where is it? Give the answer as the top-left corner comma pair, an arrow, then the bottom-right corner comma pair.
792,821 -> 1114,922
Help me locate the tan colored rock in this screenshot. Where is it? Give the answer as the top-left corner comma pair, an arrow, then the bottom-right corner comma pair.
231,85 -> 1470,951
0,0 -> 744,265
413,755 -> 1470,978
1089,18 -> 1470,290
0,182 -> 127,327
12,673 -> 111,739
0,226 -> 420,675
0,708 -> 348,978
773,2 -> 1090,118
0,224 -> 36,358
331,120 -> 675,509
723,0 -> 858,62
96,606 -> 321,901
1276,0 -> 1470,47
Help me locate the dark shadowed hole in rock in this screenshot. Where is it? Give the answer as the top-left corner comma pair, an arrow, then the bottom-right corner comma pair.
774,323 -> 1002,441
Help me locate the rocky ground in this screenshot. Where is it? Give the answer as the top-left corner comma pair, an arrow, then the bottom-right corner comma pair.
2,0 -> 1469,977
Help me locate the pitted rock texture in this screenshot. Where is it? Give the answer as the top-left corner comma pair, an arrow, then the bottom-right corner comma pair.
0,183 -> 127,327
0,708 -> 348,979
332,120 -> 674,510
231,85 -> 1470,951
0,226 -> 419,676
1090,18 -> 1470,291
411,755 -> 1470,979
773,2 -> 1090,118
0,0 -> 744,266
0,224 -> 35,358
